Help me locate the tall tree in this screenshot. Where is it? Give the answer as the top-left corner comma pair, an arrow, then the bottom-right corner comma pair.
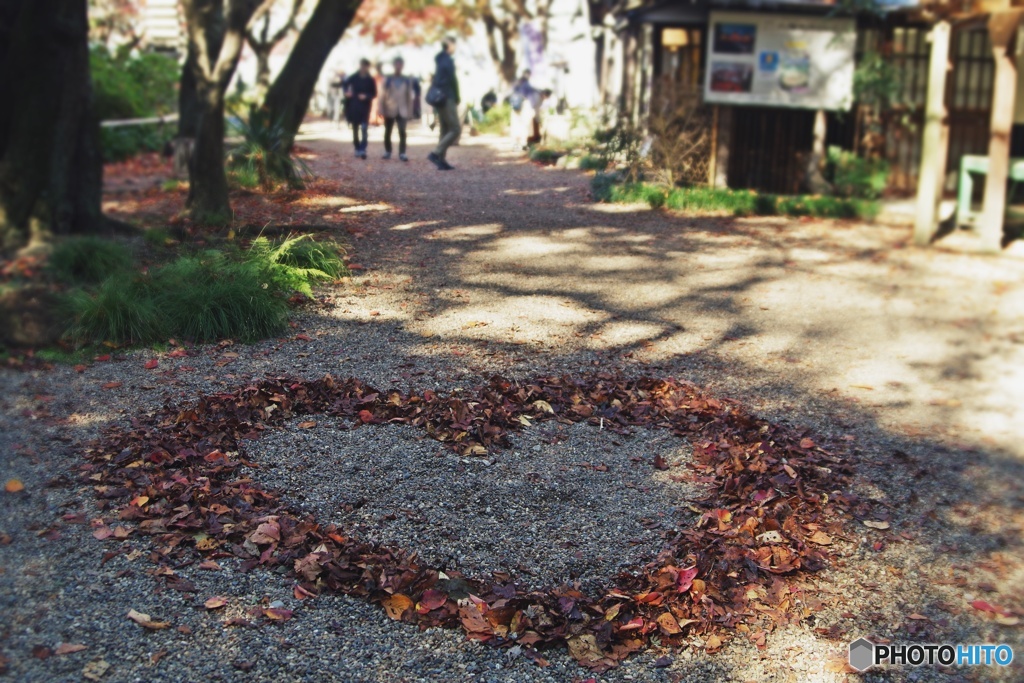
474,0 -> 550,88
246,0 -> 304,98
263,0 -> 362,149
180,0 -> 263,223
0,0 -> 106,253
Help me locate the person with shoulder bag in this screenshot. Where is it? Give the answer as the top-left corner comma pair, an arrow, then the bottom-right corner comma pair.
426,37 -> 461,171
380,57 -> 414,161
344,59 -> 377,159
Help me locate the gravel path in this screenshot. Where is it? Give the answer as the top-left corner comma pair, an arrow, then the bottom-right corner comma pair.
2,121 -> 1022,682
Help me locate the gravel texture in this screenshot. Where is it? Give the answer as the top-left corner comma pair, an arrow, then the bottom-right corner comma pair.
246,420 -> 697,592
1,121 -> 1022,682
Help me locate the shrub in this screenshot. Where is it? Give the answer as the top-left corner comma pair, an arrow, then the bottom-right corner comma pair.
228,106 -> 311,189
64,272 -> 164,345
578,154 -> 607,172
63,236 -> 345,346
529,147 -> 562,165
827,147 -> 890,199
590,119 -> 646,182
590,172 -> 619,202
100,123 -> 176,162
476,103 -> 511,135
49,237 -> 133,285
244,234 -> 347,298
90,47 -> 179,120
150,253 -> 289,343
647,86 -> 713,187
90,47 -> 179,161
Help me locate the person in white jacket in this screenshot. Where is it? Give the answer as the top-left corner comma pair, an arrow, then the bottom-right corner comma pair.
380,57 -> 415,161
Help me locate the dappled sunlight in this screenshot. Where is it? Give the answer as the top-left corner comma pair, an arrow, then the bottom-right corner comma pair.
292,194 -> 361,208
586,202 -> 653,213
426,223 -> 503,240
391,220 -> 442,231
337,202 -> 392,214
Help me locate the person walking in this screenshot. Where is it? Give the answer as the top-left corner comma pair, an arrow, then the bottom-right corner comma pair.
344,59 -> 377,159
426,37 -> 461,171
380,57 -> 414,161
509,70 -> 534,151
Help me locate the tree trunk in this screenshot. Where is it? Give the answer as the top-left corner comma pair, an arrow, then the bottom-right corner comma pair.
481,9 -> 518,89
187,84 -> 232,223
254,44 -> 272,94
181,0 -> 260,224
0,0 -> 105,253
263,0 -> 361,148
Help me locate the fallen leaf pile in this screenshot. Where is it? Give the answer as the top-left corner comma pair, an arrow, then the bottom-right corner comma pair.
84,373 -> 854,671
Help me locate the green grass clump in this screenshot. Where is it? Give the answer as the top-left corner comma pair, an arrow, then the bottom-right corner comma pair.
49,237 -> 133,285
229,107 -> 311,189
607,183 -> 667,209
476,103 -> 511,135
63,235 -> 345,346
64,272 -> 164,344
528,147 -> 562,165
244,234 -> 348,297
151,253 -> 289,343
578,154 -> 607,172
593,177 -> 880,220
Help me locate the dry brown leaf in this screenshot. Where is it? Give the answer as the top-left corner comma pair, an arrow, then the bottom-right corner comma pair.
567,634 -> 605,665
55,643 -> 87,655
82,659 -> 110,680
862,520 -> 890,530
4,479 -> 24,493
126,609 -> 170,630
383,594 -> 413,621
204,596 -> 228,609
808,531 -> 833,545
656,612 -> 681,634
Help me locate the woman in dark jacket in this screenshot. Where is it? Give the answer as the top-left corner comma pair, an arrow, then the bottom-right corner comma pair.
344,59 -> 377,159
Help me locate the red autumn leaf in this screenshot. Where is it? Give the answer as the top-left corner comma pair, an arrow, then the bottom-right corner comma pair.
417,589 -> 448,612
677,566 -> 698,592
101,381 -> 122,390
94,354 -> 111,362
799,438 -> 815,449
652,454 -> 669,470
357,410 -> 374,423
144,359 -> 158,369
295,334 -> 313,341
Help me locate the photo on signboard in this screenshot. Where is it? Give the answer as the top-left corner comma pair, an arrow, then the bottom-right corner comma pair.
779,48 -> 811,93
709,62 -> 753,93
713,23 -> 756,54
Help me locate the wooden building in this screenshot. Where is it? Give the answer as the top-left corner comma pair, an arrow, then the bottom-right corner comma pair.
590,0 -> 1007,204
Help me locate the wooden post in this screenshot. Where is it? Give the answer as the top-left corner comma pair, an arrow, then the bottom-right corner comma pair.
805,109 -> 832,194
914,21 -> 952,246
979,11 -> 1023,253
708,105 -> 719,187
715,106 -> 732,188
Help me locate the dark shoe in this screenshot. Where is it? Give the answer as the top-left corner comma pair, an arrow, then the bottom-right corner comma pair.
427,152 -> 443,169
382,152 -> 392,160
359,151 -> 367,160
399,153 -> 408,162
439,161 -> 455,171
